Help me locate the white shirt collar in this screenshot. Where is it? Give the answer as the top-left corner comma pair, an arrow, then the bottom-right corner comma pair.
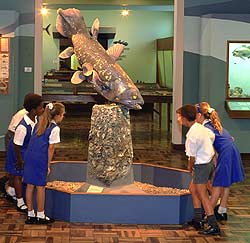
202,119 -> 210,125
23,114 -> 37,126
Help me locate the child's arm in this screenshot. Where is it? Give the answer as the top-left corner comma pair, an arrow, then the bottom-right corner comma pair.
13,123 -> 27,170
47,144 -> 55,174
187,156 -> 195,172
13,144 -> 24,170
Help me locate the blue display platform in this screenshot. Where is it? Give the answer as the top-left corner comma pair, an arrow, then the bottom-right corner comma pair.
46,161 -> 193,224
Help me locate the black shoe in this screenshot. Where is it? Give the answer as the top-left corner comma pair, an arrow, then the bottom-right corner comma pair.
4,194 -> 17,204
25,216 -> 37,224
16,204 -> 28,213
37,216 -> 55,224
214,205 -> 228,221
187,219 -> 204,230
199,225 -> 221,235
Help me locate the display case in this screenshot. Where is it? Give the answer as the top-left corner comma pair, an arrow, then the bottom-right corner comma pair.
225,40 -> 250,118
0,37 -> 10,94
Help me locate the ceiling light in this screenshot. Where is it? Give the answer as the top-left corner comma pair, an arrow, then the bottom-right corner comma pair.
121,9 -> 129,17
41,7 -> 48,16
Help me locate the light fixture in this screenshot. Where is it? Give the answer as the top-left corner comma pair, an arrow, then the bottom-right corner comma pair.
41,7 -> 48,16
121,8 -> 129,17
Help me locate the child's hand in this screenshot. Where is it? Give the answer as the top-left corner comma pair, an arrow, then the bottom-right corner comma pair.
187,164 -> 192,173
16,160 -> 24,171
47,166 -> 51,175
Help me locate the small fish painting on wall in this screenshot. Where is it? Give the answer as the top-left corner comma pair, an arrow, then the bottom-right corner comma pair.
227,41 -> 250,98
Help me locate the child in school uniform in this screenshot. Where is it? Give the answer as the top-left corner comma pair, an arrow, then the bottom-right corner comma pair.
176,104 -> 220,235
5,93 -> 44,212
24,102 -> 65,224
4,108 -> 28,201
196,102 -> 245,221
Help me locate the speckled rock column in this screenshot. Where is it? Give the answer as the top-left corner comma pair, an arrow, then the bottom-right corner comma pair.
87,104 -> 134,187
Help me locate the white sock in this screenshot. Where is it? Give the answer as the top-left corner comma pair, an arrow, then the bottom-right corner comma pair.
37,211 -> 45,219
218,206 -> 227,214
6,186 -> 16,197
28,210 -> 35,217
17,198 -> 25,207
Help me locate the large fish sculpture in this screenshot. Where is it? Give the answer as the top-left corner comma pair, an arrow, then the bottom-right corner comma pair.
56,8 -> 144,110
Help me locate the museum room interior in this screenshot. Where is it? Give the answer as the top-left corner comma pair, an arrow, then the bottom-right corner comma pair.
0,0 -> 250,242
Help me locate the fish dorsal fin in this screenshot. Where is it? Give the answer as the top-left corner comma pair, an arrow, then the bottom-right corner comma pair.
71,71 -> 86,84
106,43 -> 126,61
59,47 -> 74,59
91,18 -> 100,39
82,63 -> 93,76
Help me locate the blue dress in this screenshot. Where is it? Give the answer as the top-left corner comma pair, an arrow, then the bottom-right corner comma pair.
23,123 -> 58,186
204,121 -> 245,187
5,118 -> 32,176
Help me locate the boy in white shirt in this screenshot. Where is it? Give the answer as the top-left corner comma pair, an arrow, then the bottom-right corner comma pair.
176,104 -> 220,235
4,108 -> 28,200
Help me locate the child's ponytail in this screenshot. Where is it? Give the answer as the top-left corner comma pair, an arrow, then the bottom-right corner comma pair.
198,102 -> 223,134
36,102 -> 65,136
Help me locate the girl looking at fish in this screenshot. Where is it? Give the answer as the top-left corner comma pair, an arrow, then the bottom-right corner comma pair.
24,102 -> 65,224
195,102 -> 245,221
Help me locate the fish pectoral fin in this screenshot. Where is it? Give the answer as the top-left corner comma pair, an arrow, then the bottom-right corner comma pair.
106,43 -> 125,61
91,70 -> 101,84
59,47 -> 74,59
71,71 -> 86,85
82,63 -> 93,76
91,18 -> 100,40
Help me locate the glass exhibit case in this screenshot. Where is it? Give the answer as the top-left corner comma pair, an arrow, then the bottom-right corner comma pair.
225,40 -> 250,118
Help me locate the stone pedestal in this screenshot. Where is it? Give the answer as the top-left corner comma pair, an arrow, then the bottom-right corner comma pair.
86,104 -> 134,187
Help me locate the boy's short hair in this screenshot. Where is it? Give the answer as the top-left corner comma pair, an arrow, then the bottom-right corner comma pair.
176,104 -> 197,122
23,93 -> 43,112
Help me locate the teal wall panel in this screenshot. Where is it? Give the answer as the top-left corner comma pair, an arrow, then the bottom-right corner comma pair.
184,9 -> 250,153
17,36 -> 34,106
0,0 -> 35,151
183,51 -> 199,104
0,0 -> 34,12
198,55 -> 250,152
183,50 -> 250,152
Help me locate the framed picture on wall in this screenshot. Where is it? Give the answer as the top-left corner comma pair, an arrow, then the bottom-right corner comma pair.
226,41 -> 250,99
0,37 -> 10,94
225,40 -> 250,118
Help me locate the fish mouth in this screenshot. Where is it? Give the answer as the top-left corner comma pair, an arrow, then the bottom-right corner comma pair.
121,103 -> 142,111
125,102 -> 142,110
134,104 -> 142,110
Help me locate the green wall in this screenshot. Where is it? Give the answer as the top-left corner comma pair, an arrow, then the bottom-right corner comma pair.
43,9 -> 173,83
0,0 -> 35,151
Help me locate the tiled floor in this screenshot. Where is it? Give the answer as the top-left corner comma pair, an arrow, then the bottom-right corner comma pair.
0,105 -> 249,242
